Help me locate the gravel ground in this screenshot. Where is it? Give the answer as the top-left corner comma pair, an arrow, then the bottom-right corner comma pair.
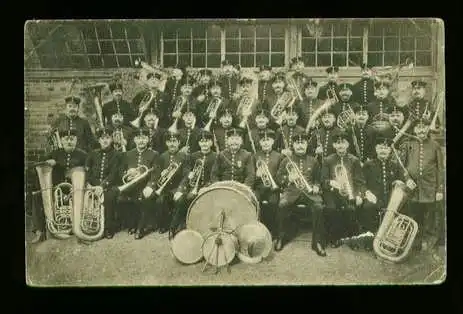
25,220 -> 446,286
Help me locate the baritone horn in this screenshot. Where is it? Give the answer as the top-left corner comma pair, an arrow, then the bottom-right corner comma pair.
204,97 -> 222,132
270,92 -> 293,125
118,166 -> 155,193
70,167 -> 105,242
373,180 -> 418,263
35,164 -> 73,239
285,157 -> 314,196
333,160 -> 354,201
168,95 -> 187,133
256,159 -> 278,190
155,162 -> 181,196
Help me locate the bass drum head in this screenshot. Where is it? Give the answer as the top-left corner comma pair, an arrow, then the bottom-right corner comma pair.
171,229 -> 204,265
202,232 -> 238,267
235,222 -> 273,262
209,181 -> 259,207
187,181 -> 259,237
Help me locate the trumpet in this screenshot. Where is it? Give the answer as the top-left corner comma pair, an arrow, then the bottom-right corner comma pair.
326,85 -> 339,104
270,92 -> 293,125
168,95 -> 187,133
155,162 -> 181,196
204,97 -> 222,132
131,90 -> 155,128
237,95 -> 255,128
285,157 -> 313,196
119,166 -> 155,193
256,159 -> 278,190
333,159 -> 354,201
189,157 -> 205,196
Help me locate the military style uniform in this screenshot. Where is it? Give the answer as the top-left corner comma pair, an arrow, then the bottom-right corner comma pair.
132,88 -> 169,129
197,96 -> 231,130
110,124 -> 136,152
52,114 -> 97,152
308,126 -> 342,159
367,97 -> 395,120
164,76 -> 186,106
262,91 -> 295,128
318,82 -> 340,101
289,71 -> 308,94
296,97 -> 323,129
232,93 -> 259,129
170,94 -> 198,129
219,74 -> 239,101
257,79 -> 274,105
347,124 -> 375,163
276,124 -> 305,151
102,99 -> 136,127
244,126 -> 272,153
178,126 -> 201,154
352,77 -> 375,107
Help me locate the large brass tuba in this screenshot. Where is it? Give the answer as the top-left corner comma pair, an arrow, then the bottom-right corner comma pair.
373,180 -> 418,263
155,162 -> 181,196
168,95 -> 187,133
204,97 -> 222,132
256,159 -> 278,190
71,167 -> 105,242
35,164 -> 73,239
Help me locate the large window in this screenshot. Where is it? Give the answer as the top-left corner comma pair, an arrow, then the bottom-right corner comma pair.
162,24 -> 222,68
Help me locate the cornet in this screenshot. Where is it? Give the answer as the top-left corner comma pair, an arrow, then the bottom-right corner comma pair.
326,85 -> 339,104
333,159 -> 354,201
122,165 -> 149,185
155,162 -> 181,196
204,97 -> 222,132
287,76 -> 303,101
285,157 -> 313,196
237,95 -> 255,128
256,159 -> 278,190
118,166 -> 155,193
113,128 -> 127,152
189,157 -> 205,196
131,90 -> 155,128
168,95 -> 187,133
270,92 -> 293,125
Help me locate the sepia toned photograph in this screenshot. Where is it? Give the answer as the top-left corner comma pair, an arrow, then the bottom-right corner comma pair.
24,18 -> 446,286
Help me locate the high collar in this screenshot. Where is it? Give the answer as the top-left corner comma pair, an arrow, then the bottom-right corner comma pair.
136,147 -> 148,154
101,147 -> 113,153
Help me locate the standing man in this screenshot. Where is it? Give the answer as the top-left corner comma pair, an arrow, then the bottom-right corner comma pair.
164,63 -> 187,106
197,79 -> 231,129
288,56 -> 308,97
263,72 -> 294,128
317,66 -> 340,101
406,79 -> 440,132
275,106 -> 305,156
257,65 -> 274,105
232,77 -> 258,129
219,59 -> 240,101
178,111 -> 201,154
244,109 -> 273,153
332,83 -> 358,119
102,81 -> 136,127
352,63 -> 376,107
308,108 -> 343,161
212,107 -> 235,152
192,69 -> 213,107
140,108 -> 167,154
109,112 -> 135,153
349,103 -> 375,163
296,78 -> 323,129
170,75 -> 197,130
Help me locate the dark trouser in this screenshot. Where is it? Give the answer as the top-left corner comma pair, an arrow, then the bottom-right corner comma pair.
170,192 -> 197,232
104,188 -> 120,234
278,189 -> 325,248
31,192 -> 45,233
357,200 -> 386,233
404,201 -> 443,251
254,187 -> 280,238
155,192 -> 174,231
136,195 -> 158,232
324,191 -> 360,243
118,199 -> 141,230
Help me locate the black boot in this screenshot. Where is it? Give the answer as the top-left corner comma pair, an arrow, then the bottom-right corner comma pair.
135,229 -> 145,240
312,242 -> 327,257
105,229 -> 114,239
274,236 -> 284,252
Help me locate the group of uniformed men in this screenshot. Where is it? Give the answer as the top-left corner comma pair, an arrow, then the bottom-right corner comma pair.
30,56 -> 444,259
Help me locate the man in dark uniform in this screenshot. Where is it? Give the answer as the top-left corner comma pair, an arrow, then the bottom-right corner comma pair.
276,132 -> 326,256
406,79 -> 441,132
31,129 -> 88,243
349,103 -> 375,163
308,108 -> 343,161
178,111 -> 201,154
102,81 -> 137,127
109,112 -> 135,152
287,56 -> 308,99
244,109 -> 272,153
212,107 -> 234,152
219,59 -> 240,101
360,131 -> 404,244
352,63 -> 375,107
192,69 -> 213,107
296,78 -> 323,129
170,130 -> 217,237
257,65 -> 274,105
118,127 -> 160,239
164,63 -> 187,106
85,127 -> 123,239
263,72 -> 294,128
401,119 -> 444,256
140,108 -> 167,154
170,75 -> 197,130
51,95 -> 97,152
232,77 -> 258,129
332,83 -> 359,120
368,80 -> 397,125
142,131 -> 190,234
320,128 -> 366,247
317,66 -> 340,101
275,106 -> 305,156
253,129 -> 282,239
211,128 -> 256,188
197,79 -> 231,129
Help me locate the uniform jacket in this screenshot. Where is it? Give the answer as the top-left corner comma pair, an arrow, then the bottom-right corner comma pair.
257,79 -> 275,105
402,137 -> 444,203
363,157 -> 404,206
211,148 -> 255,188
244,127 -> 272,153
308,126 -> 343,158
367,98 -> 396,118
275,125 -> 305,151
254,150 -> 283,190
146,150 -> 190,194
320,153 -> 366,198
262,91 -> 294,128
52,114 -> 98,152
212,126 -> 233,152
219,75 -> 239,100
352,78 -> 375,106
178,127 -> 201,154
170,94 -> 198,129
132,89 -> 169,128
44,148 -> 87,184
146,127 -> 167,154
102,99 -> 137,126
332,100 -> 358,119
347,124 -> 375,162
120,148 -> 160,199
197,97 -> 231,129
192,83 -> 213,102
85,147 -> 122,188
296,97 -> 323,129
111,124 -> 136,152
317,82 -> 340,101
177,151 -> 217,194
164,77 -> 185,105
289,72 -> 308,95
406,98 -> 440,130
231,94 -> 259,129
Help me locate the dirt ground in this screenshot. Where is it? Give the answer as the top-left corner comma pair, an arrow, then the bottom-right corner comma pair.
25,215 -> 446,286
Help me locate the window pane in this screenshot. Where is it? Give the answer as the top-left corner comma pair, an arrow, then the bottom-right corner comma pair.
416,36 -> 431,50
192,55 -> 206,68
333,53 -> 347,67
103,55 -> 118,67
110,23 -> 126,39
40,55 -> 57,68
178,40 -> 191,53
317,38 -> 331,52
400,52 -> 414,64
241,39 -> 254,53
207,25 -> 221,38
71,55 -> 88,68
192,25 -> 206,38
384,37 -> 399,51
256,54 -> 269,66
114,40 -> 129,54
163,55 -> 177,67
117,55 -> 132,67
400,37 -> 415,51
225,26 -> 240,38
333,38 -> 347,52
241,54 -> 254,67
68,40 -> 85,54
226,39 -> 240,53
271,39 -> 285,52
415,51 -> 432,66
192,39 -> 206,53
349,37 -> 363,52
317,53 -> 331,67
164,40 -> 176,54
384,24 -> 400,36
89,55 -> 103,68
85,40 -> 100,54
96,24 -> 111,39
333,22 -> 347,36
225,54 -> 239,66
81,25 -> 97,40
162,27 -> 177,40
348,52 -> 362,67
256,39 -> 270,52
178,54 -> 190,67
270,54 -> 285,67
126,24 -> 141,39
302,53 -> 316,67
399,22 -> 416,37
100,41 -> 114,54
37,41 -> 55,55
367,52 -> 383,67
368,37 -> 383,51
369,22 -> 385,36
240,26 -> 255,39
350,23 -> 364,36
301,38 -> 316,52
256,25 -> 269,37
129,40 -> 144,54
177,27 -> 191,39
57,56 -> 72,68
320,25 -> 332,36
207,39 -> 221,53
207,54 -> 221,68
384,52 -> 399,66
270,26 -> 285,38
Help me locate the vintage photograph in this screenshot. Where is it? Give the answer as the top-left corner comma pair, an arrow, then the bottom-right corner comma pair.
24,18 -> 446,286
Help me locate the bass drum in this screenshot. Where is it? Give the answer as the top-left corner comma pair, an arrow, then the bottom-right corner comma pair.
186,181 -> 260,237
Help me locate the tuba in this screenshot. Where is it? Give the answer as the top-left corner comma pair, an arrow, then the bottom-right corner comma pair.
270,92 -> 293,125
35,164 -> 73,239
285,157 -> 313,196
237,95 -> 255,128
131,90 -> 155,128
71,167 -> 105,242
168,95 -> 187,133
118,165 -> 155,193
189,157 -> 205,196
373,180 -> 418,263
204,97 -> 222,132
333,159 -> 354,201
256,159 -> 278,190
155,162 -> 181,196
